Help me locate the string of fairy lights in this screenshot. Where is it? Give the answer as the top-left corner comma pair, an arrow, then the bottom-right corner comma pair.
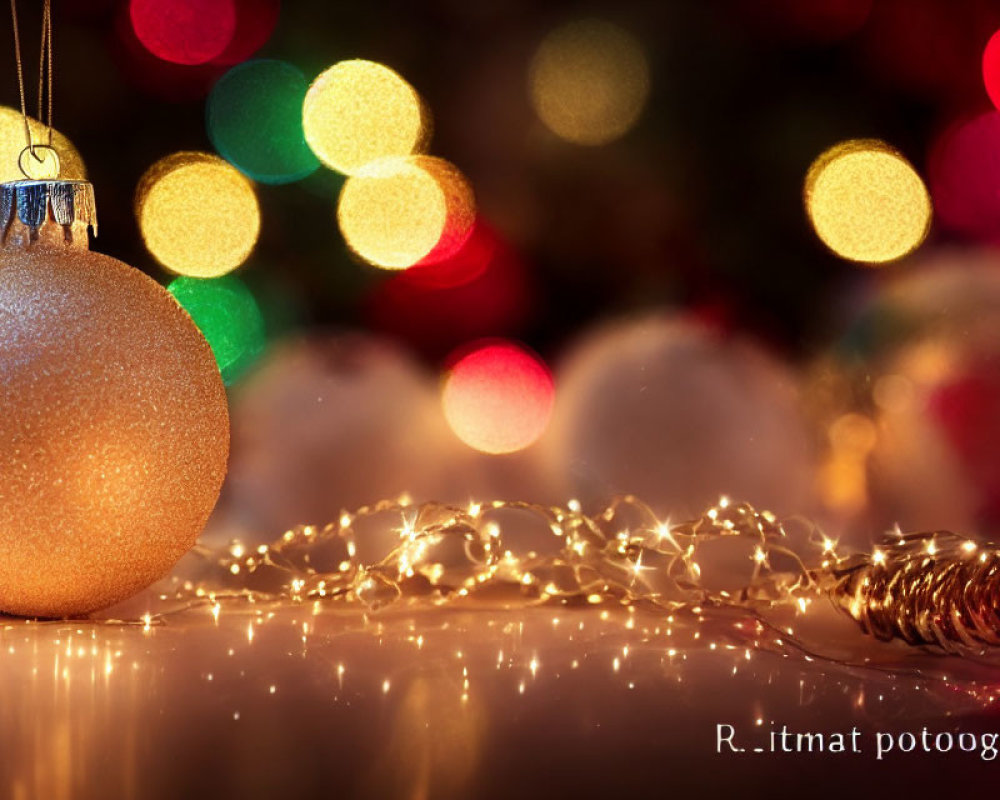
121,494 -> 1000,658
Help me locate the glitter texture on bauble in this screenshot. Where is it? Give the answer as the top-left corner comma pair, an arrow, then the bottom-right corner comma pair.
0,180 -> 229,617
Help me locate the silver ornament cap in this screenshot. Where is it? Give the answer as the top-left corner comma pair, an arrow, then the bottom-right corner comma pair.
0,179 -> 97,248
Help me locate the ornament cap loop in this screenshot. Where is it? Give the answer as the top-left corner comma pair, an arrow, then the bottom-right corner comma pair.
17,145 -> 61,180
0,178 -> 97,247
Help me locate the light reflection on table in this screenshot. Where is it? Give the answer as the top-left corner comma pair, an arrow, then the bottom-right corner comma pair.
1,602 -> 998,799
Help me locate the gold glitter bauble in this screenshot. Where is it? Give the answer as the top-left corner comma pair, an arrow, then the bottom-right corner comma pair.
0,181 -> 229,617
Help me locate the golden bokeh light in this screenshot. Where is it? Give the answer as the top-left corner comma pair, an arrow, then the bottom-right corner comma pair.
0,105 -> 85,181
804,139 -> 931,265
529,19 -> 650,146
136,152 -> 260,278
337,155 -> 475,270
819,412 -> 878,514
302,59 -> 429,176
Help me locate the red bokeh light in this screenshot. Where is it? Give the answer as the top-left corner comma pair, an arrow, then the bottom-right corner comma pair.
403,219 -> 496,290
441,341 -> 555,455
417,215 -> 475,271
366,229 -> 533,359
113,7 -> 224,101
115,0 -> 278,100
928,111 -> 1000,243
862,0 -> 1000,102
929,359 -> 1000,527
984,28 -> 1000,110
129,0 -> 236,66
213,0 -> 281,67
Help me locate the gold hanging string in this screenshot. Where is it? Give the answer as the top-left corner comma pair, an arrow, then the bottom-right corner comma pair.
9,0 -> 32,154
36,0 -> 51,147
10,0 -> 57,178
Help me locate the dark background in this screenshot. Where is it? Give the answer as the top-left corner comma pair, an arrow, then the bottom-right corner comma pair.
16,0 -> 1000,367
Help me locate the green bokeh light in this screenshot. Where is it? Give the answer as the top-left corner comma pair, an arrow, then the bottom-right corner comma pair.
207,59 -> 320,184
168,275 -> 266,385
